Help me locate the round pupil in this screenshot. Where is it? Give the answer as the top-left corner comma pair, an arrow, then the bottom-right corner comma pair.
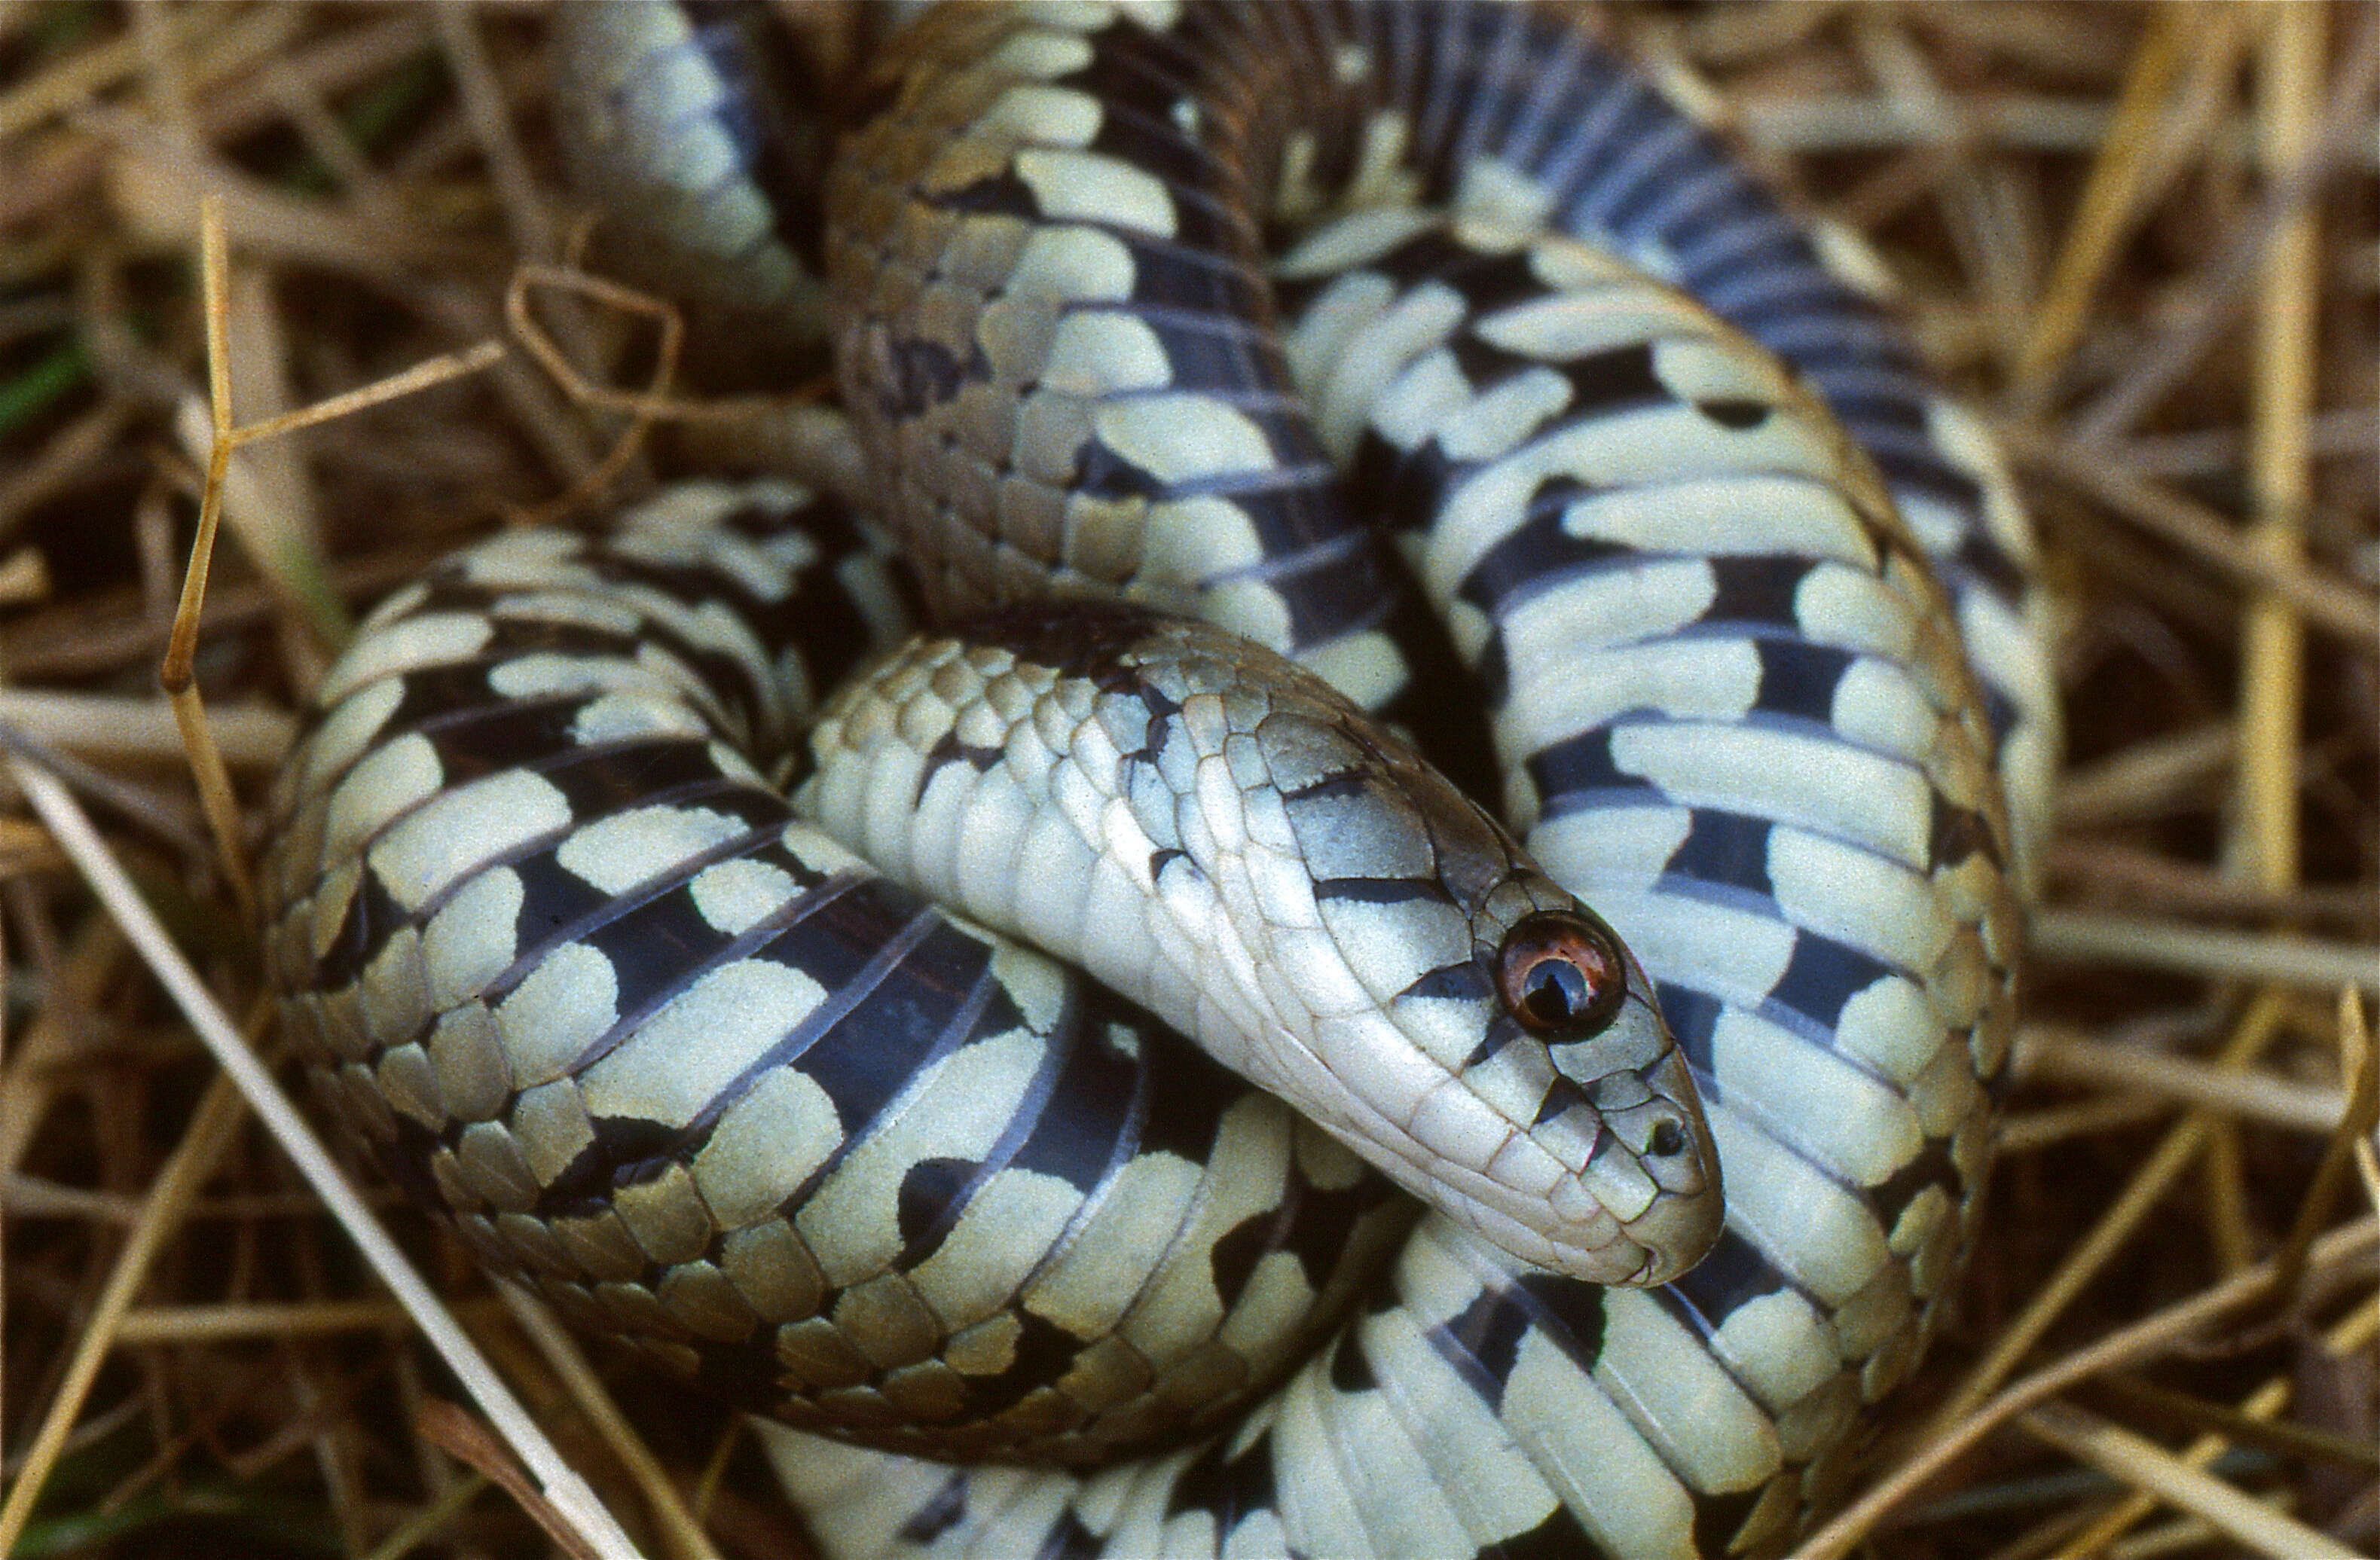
1520,957 -> 1590,1025
1497,910 -> 1627,1037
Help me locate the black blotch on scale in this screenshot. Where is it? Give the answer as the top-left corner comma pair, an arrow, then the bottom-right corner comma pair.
1664,1226 -> 1789,1330
1866,446 -> 1987,532
1370,233 -> 1542,313
1327,1331 -> 1376,1393
1130,1005 -> 1257,1165
374,673 -> 593,762
1768,933 -> 1893,1032
1034,1509 -> 1104,1560
1694,397 -> 1770,429
1689,1488 -> 1773,1560
1206,1211 -> 1279,1314
1454,477 -> 1631,615
896,1475 -> 969,1543
1137,307 -> 1295,406
936,1309 -> 1088,1420
923,166 -> 1041,221
1005,1009 -> 1145,1193
1260,525 -> 1412,655
915,728 -> 1005,807
761,894 -> 1006,1134
1277,1175 -> 1407,1294
1705,554 -> 1816,627
542,739 -> 740,818
1312,875 -> 1451,905
314,866 -> 411,991
1491,1511 -> 1602,1560
1948,527 -> 2032,603
1532,1073 -> 1599,1128
1461,1014 -> 1525,1071
1558,341 -> 1668,416
533,876 -> 735,1016
1404,959 -> 1493,1007
1526,727 -> 1661,815
544,1116 -> 692,1222
1664,811 -> 1776,899
1056,11 -> 1204,120
1168,1424 -> 1281,1536
897,1156 -> 979,1247
1928,789 -> 2000,872
1428,1285 -> 1537,1410
949,599 -> 1172,688
875,336 -> 982,419
1653,981 -> 1724,1079
1344,429 -> 1446,535
1751,638 -> 1853,725
1868,1136 -> 1963,1233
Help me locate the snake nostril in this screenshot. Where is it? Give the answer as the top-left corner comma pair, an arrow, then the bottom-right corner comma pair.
1648,1120 -> 1685,1158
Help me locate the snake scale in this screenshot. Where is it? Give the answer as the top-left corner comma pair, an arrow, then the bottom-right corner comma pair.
258,4 -> 2059,1556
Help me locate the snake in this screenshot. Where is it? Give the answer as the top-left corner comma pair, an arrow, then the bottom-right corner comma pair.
257,3 -> 2058,1556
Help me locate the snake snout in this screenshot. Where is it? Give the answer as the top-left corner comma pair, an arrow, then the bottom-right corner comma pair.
1608,1086 -> 1727,1287
1537,992 -> 1723,1286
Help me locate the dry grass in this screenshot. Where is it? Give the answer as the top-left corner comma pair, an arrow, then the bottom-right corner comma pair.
0,4 -> 2372,1558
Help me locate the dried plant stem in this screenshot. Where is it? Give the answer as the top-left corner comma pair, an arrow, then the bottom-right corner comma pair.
359,1472 -> 494,1560
2048,841 -> 2375,930
2259,997 -> 2379,1307
502,264 -> 824,426
111,1297 -> 417,1343
2110,1508 -> 2291,1560
0,399 -> 135,545
0,1070 -> 247,1552
2343,991 -> 2380,1204
7,756 -> 646,1560
2018,1400 -> 2360,1560
160,193 -> 257,922
0,3 -> 230,142
1783,1216 -> 2379,1560
2,1174 -> 394,1223
434,5 -> 557,264
1999,1095 -> 2171,1153
232,337 -> 510,450
158,193 -> 509,920
2232,1 -> 2324,893
2030,908 -> 2380,991
2054,1299 -> 2376,1558
2070,18 -> 2380,445
0,921 -> 123,1177
2056,723 -> 2233,827
0,689 -> 295,768
2015,7 -> 2186,399
2003,423 -> 2379,646
2021,1025 -> 2349,1132
413,1400 -> 613,1560
1927,991 -> 2291,1439
498,264 -> 723,526
498,1283 -> 726,1560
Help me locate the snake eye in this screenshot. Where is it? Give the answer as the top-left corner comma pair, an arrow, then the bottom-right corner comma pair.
1496,910 -> 1629,1037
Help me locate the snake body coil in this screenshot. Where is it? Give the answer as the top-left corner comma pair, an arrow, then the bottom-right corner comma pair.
263,4 -> 2056,1556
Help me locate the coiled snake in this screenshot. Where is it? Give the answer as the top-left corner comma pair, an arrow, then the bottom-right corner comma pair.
259,4 -> 2058,1556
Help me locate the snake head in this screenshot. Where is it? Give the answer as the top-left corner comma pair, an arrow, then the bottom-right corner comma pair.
1469,893 -> 1722,1287
1248,694 -> 1724,1288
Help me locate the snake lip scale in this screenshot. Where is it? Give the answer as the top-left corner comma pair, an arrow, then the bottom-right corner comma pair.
262,3 -> 2056,1557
